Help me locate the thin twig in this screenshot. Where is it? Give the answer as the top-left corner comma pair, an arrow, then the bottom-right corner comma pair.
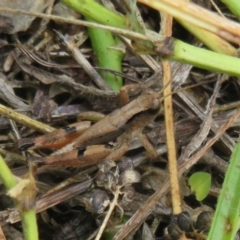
54,31 -> 110,91
0,104 -> 55,133
161,12 -> 182,214
95,186 -> 121,240
178,77 -> 221,164
0,8 -> 149,41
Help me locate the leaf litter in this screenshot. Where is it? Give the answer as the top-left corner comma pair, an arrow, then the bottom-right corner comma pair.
0,1 -> 239,240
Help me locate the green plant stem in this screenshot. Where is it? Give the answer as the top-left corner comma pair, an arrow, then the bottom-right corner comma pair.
0,155 -> 38,240
170,39 -> 240,76
20,210 -> 38,240
86,17 -> 123,90
62,0 -> 240,77
61,0 -> 124,90
62,0 -> 155,53
61,0 -> 125,28
207,142 -> 240,240
0,155 -> 17,189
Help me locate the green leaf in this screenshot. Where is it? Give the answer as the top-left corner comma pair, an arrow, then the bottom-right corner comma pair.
207,142 -> 240,240
188,172 -> 211,201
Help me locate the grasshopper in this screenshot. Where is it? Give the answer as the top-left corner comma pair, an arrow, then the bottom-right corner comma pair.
19,92 -> 159,167
18,76 -> 164,167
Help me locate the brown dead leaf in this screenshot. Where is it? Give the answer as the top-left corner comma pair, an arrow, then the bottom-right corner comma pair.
0,15 -> 13,33
32,87 -> 57,122
0,0 -> 51,33
51,104 -> 88,119
0,72 -> 29,110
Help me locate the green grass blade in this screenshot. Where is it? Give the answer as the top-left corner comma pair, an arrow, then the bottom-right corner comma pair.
61,0 -> 240,77
20,210 -> 39,240
0,154 -> 17,189
171,39 -> 240,76
221,0 -> 240,19
207,142 -> 240,240
61,0 -> 124,90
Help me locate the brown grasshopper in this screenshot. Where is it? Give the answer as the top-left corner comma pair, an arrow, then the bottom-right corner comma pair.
18,77 -> 164,167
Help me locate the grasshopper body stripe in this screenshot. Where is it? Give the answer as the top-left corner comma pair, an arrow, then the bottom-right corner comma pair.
30,145 -> 113,167
77,148 -> 86,157
62,125 -> 78,134
73,90 -> 160,148
18,121 -> 91,150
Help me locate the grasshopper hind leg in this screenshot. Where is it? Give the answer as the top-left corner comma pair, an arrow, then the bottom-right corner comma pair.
138,133 -> 158,159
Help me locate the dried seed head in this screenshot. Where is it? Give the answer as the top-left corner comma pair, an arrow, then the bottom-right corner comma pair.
96,160 -> 119,190
98,160 -> 116,173
90,190 -> 110,214
117,157 -> 133,172
167,223 -> 182,239
169,214 -> 178,225
106,171 -> 119,191
177,211 -> 194,232
96,162 -> 119,191
96,169 -> 119,190
195,211 -> 213,232
122,186 -> 135,202
120,169 -> 141,186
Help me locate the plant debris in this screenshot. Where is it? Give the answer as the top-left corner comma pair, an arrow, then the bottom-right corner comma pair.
0,1 -> 240,240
